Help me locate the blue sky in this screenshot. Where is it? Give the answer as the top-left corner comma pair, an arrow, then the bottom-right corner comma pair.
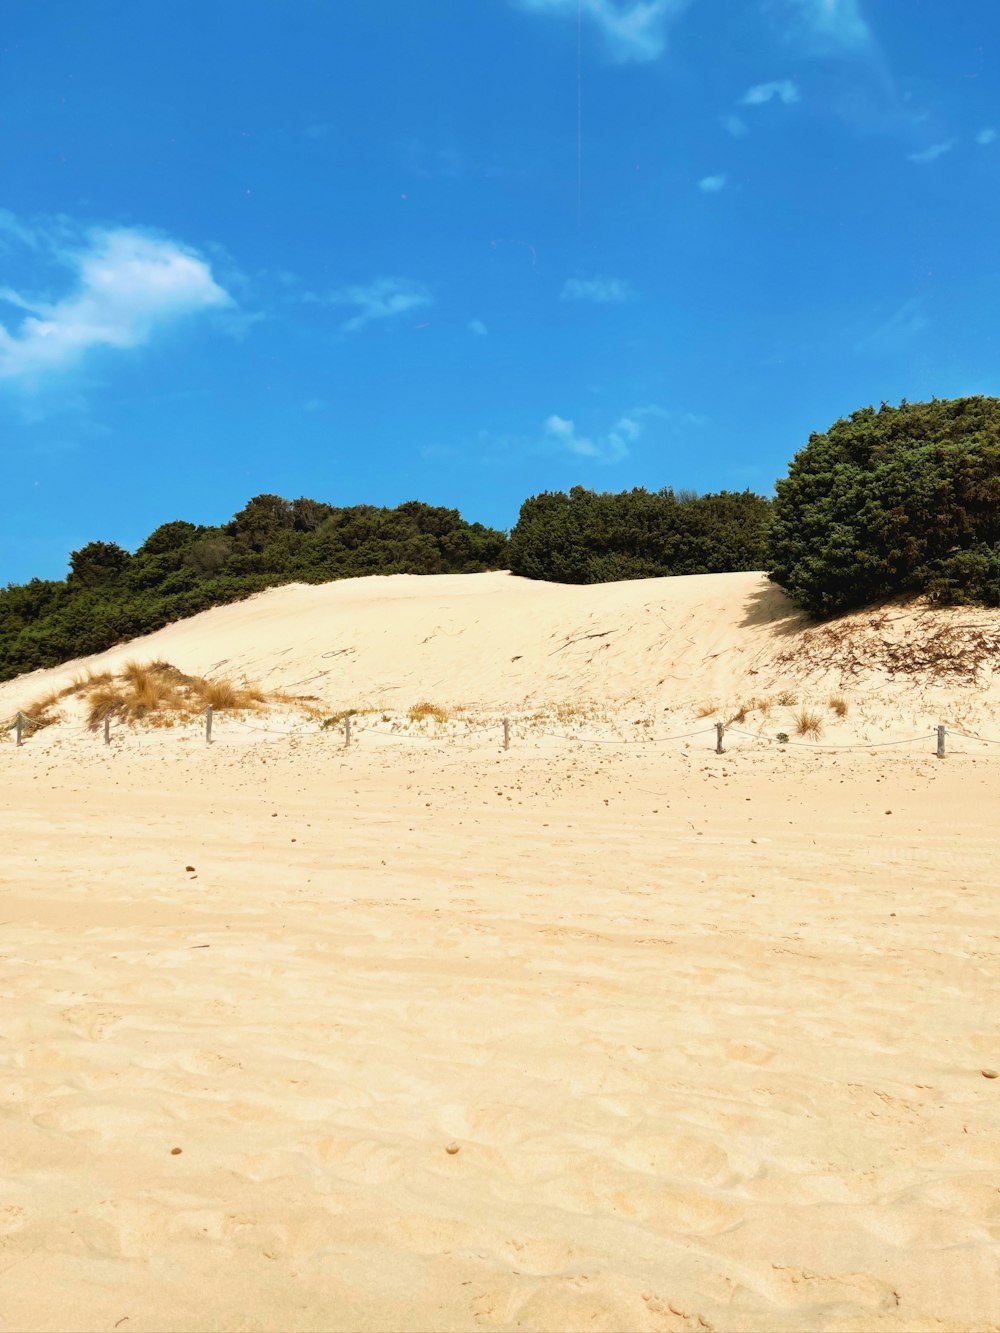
2,0 -> 999,583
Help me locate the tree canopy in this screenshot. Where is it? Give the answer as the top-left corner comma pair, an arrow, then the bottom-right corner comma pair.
767,396 -> 1000,617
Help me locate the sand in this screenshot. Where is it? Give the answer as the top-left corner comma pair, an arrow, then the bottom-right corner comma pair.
2,571 -> 999,1332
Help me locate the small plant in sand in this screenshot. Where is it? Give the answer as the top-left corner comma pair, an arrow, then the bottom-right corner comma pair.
321,708 -> 358,730
794,708 -> 824,739
828,695 -> 849,718
776,731 -> 790,744
776,689 -> 798,707
408,700 -> 449,724
694,701 -> 717,719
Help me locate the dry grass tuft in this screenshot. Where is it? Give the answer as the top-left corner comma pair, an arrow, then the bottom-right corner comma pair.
69,669 -> 113,693
194,678 -> 248,711
828,695 -> 849,717
81,661 -> 270,730
776,689 -> 799,707
86,684 -> 129,729
795,707 -> 824,739
15,658 -> 318,740
694,701 -> 718,719
408,700 -> 449,724
16,690 -> 65,734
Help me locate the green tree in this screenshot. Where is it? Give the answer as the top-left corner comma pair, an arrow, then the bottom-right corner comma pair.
68,541 -> 131,589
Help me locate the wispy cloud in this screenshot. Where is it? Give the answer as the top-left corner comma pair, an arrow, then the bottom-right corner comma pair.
976,128 -> 997,146
698,174 -> 726,193
907,139 -> 956,165
514,0 -> 693,63
854,298 -> 928,355
741,79 -> 799,106
720,113 -> 749,138
468,318 -> 489,337
561,276 -> 635,303
0,223 -> 232,384
768,0 -> 873,55
316,276 -> 432,332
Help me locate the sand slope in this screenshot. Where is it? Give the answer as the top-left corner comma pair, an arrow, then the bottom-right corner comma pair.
2,572 -> 1000,1332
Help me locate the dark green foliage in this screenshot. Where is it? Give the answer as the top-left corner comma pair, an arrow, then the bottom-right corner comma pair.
768,396 -> 1000,616
508,485 -> 771,584
0,495 -> 508,681
68,541 -> 131,589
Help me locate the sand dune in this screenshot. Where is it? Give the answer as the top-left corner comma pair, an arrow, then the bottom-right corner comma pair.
2,572 -> 1000,1332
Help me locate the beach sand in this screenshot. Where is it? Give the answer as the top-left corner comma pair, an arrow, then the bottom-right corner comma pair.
2,572 -> 999,1332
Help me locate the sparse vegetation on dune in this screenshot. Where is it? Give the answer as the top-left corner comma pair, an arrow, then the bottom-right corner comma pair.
829,695 -> 849,717
408,701 -> 449,724
9,660 -> 318,736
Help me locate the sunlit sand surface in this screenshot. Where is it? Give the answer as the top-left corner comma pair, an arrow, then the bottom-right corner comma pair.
2,572 -> 999,1332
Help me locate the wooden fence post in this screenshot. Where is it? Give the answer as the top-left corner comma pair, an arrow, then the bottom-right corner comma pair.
716,721 -> 725,754
104,715 -> 111,746
937,725 -> 946,759
205,705 -> 213,745
503,717 -> 510,751
344,714 -> 351,748
15,711 -> 23,747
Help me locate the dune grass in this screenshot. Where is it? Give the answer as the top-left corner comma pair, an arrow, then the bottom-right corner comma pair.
8,659 -> 312,734
408,700 -> 449,724
795,707 -> 824,739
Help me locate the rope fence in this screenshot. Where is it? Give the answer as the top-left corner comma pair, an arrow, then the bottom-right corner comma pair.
6,706 -> 1000,756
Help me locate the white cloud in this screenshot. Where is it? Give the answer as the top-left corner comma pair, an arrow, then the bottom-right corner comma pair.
741,79 -> 799,106
468,318 -> 489,336
0,225 -> 232,383
976,128 -> 997,146
720,113 -> 749,138
543,407 -> 650,462
561,276 -> 635,303
699,174 -> 727,192
514,0 -> 693,63
907,139 -> 956,165
324,276 -> 431,332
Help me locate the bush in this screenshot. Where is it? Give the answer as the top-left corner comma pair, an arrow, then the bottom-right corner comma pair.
768,396 -> 1000,617
509,485 -> 771,584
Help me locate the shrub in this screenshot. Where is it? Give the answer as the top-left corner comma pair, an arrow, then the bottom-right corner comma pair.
509,484 -> 771,584
768,396 -> 1000,616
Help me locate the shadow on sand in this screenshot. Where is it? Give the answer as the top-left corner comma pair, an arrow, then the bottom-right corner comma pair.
739,576 -> 811,636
